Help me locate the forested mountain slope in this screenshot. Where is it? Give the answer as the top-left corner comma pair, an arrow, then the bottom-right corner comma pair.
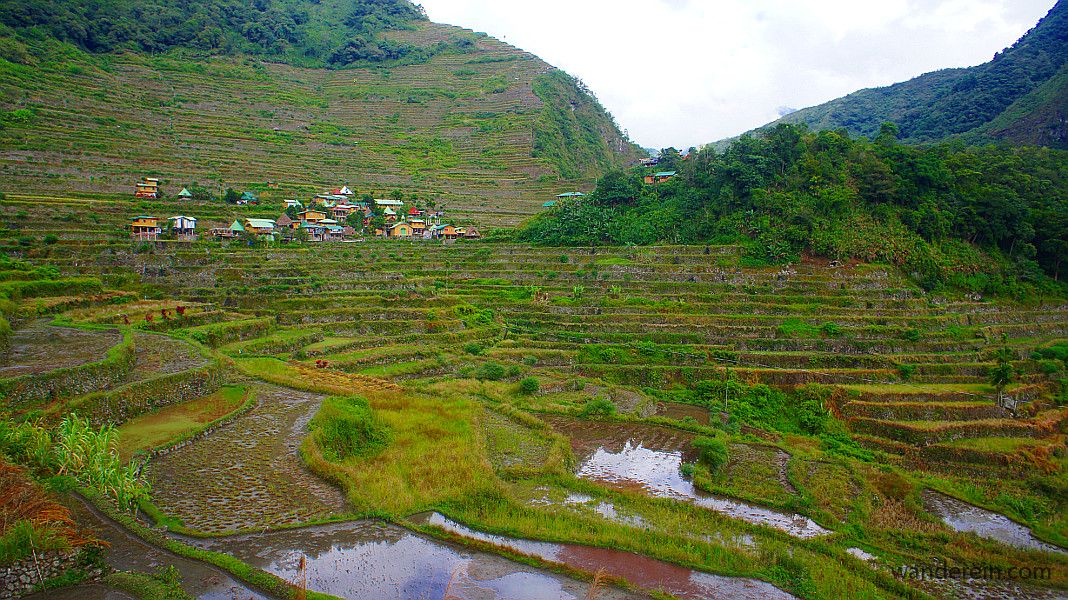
0,0 -> 642,224
747,1 -> 1068,148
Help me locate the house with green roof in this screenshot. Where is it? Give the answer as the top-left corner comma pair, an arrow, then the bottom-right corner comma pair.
177,188 -> 194,199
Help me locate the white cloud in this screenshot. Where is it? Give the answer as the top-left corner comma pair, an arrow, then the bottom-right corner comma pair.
419,0 -> 1055,149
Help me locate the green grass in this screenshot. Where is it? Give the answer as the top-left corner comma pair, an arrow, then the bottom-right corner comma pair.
115,385 -> 249,462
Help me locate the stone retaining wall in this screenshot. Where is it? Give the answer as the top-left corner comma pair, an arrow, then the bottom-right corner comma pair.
0,549 -> 102,599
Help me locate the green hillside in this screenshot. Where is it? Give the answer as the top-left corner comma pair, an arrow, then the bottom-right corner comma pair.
749,0 -> 1068,148
0,2 -> 642,225
522,126 -> 1068,295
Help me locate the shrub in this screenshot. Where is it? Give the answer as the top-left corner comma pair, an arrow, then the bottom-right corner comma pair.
819,322 -> 842,336
580,396 -> 616,417
679,462 -> 695,478
307,396 -> 390,462
522,355 -> 538,366
518,377 -> 539,395
898,364 -> 916,381
475,362 -> 506,381
463,342 -> 484,355
692,436 -> 729,472
43,234 -> 59,245
901,328 -> 922,342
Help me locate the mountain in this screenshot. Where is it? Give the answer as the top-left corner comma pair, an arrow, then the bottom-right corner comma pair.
0,0 -> 642,225
744,1 -> 1068,148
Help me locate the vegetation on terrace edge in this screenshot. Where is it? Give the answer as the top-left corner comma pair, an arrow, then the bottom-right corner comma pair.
750,0 -> 1068,148
521,124 -> 1068,297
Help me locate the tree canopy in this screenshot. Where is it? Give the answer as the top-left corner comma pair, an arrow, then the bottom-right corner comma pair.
520,123 -> 1068,297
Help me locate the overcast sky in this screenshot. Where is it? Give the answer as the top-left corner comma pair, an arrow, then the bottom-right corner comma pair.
418,0 -> 1056,149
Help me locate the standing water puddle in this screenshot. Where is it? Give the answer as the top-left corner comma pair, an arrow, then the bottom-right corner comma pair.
412,512 -> 796,600
182,520 -> 641,600
922,490 -> 1066,554
546,416 -> 829,538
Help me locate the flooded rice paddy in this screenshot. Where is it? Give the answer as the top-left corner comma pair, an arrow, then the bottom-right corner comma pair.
922,490 -> 1066,554
184,519 -> 642,600
144,385 -> 347,533
0,320 -> 120,377
545,416 -> 830,538
414,512 -> 796,600
128,332 -> 208,382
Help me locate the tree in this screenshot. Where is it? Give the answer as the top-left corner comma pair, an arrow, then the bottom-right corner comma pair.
656,147 -> 682,171
593,170 -> 641,207
989,347 -> 1015,398
223,188 -> 240,204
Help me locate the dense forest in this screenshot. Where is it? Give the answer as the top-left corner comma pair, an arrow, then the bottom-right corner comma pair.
520,124 -> 1068,297
752,1 -> 1068,148
0,0 -> 437,67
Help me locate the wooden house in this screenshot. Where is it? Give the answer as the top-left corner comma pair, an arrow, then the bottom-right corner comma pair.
464,227 -> 482,239
375,198 -> 404,211
135,178 -> 159,199
244,218 -> 276,235
388,221 -> 413,238
410,219 -> 426,236
383,207 -> 398,222
130,216 -> 161,240
644,171 -> 676,185
332,204 -> 356,220
168,216 -> 197,239
298,209 -> 327,223
301,222 -> 325,242
177,188 -> 194,199
239,191 -> 258,205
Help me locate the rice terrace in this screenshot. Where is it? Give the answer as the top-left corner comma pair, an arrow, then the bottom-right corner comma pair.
0,1 -> 1067,599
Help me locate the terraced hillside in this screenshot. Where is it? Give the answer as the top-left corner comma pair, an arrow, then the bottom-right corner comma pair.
2,194 -> 1067,600
0,21 -> 641,226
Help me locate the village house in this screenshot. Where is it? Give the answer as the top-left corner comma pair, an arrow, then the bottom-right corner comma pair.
130,215 -> 161,240
298,209 -> 327,224
275,213 -> 296,231
410,218 -> 427,236
239,191 -> 258,205
244,218 -> 276,236
332,204 -> 356,221
388,221 -> 413,238
177,188 -> 194,200
464,227 -> 482,239
644,171 -> 676,185
284,199 -> 304,210
331,186 -> 354,196
168,216 -> 197,240
383,207 -> 398,223
375,198 -> 404,211
301,222 -> 325,242
135,177 -> 159,199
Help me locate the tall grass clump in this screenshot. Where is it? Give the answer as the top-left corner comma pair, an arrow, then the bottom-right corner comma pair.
306,396 -> 390,462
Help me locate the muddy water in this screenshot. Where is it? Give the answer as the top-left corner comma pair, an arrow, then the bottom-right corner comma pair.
184,520 -> 641,600
24,583 -> 136,600
545,416 -> 829,538
128,332 -> 208,382
0,320 -> 120,377
44,495 -> 266,600
654,402 -> 710,424
413,513 -> 796,600
145,385 -> 347,533
922,490 -> 1066,554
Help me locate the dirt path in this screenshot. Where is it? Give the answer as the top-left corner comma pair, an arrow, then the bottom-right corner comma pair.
144,385 -> 347,533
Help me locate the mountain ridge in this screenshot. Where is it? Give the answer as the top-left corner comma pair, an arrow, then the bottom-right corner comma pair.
0,1 -> 642,225
726,1 -> 1067,149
